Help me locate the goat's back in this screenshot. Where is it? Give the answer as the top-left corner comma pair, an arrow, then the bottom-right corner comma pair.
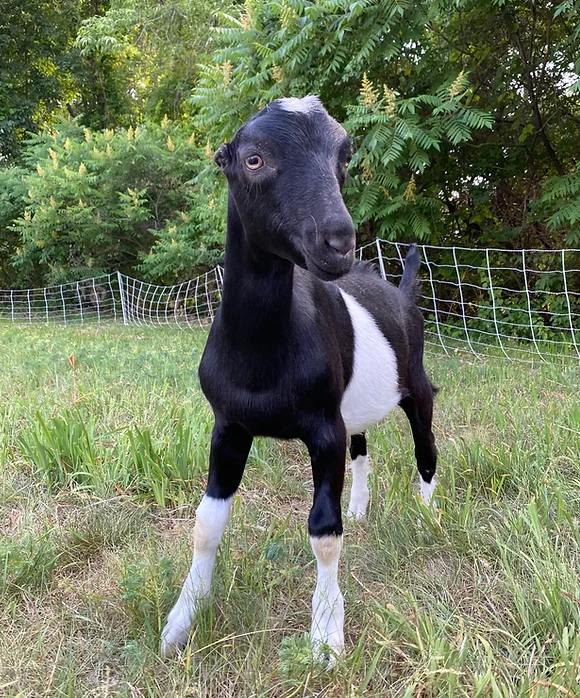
336,262 -> 422,354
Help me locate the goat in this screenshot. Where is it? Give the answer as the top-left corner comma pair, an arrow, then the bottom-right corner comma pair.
161,96 -> 438,663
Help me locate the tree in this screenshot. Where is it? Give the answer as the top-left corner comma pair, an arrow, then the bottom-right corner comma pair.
191,0 -> 494,245
422,0 -> 580,247
0,167 -> 28,286
0,0 -> 110,162
191,0 -> 580,248
74,0 -> 231,124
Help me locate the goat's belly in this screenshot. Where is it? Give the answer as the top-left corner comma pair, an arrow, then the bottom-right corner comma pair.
339,290 -> 401,435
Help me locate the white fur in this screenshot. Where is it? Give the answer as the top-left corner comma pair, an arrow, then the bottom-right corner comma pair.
277,96 -> 322,114
161,495 -> 233,657
310,535 -> 344,665
419,476 -> 437,507
347,455 -> 371,520
340,290 -> 401,435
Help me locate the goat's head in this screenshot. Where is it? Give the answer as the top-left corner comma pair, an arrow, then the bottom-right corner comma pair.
215,96 -> 356,280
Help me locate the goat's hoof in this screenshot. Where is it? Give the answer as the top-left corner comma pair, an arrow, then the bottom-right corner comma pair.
311,639 -> 344,671
346,507 -> 366,521
160,616 -> 191,658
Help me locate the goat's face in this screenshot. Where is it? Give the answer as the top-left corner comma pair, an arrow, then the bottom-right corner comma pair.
215,96 -> 356,280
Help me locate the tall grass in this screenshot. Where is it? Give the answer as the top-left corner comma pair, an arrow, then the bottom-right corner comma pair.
0,323 -> 579,697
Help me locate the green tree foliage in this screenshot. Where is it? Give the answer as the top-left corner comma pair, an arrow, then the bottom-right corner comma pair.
537,167 -> 580,245
139,165 -> 226,283
423,0 -> 580,248
192,0 -> 580,248
0,0 -> 226,160
0,0 -> 111,162
0,167 -> 28,286
75,0 -> 229,123
2,0 -> 580,289
13,119 -> 223,285
190,0 -> 495,244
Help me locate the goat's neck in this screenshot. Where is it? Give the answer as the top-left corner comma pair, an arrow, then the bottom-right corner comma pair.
220,194 -> 294,348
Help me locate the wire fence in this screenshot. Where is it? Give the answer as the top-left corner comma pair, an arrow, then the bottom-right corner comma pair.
0,268 -> 223,329
360,240 -> 580,362
1,240 -> 579,362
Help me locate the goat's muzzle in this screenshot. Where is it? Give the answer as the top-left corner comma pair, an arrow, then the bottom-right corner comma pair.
303,215 -> 356,280
304,241 -> 355,281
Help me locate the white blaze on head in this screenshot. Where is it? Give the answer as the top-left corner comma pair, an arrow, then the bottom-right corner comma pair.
277,96 -> 323,114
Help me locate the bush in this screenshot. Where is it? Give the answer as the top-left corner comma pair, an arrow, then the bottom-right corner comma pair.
11,117 -> 224,285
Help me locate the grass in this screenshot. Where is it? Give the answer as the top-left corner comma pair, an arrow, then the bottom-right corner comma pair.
0,322 -> 579,697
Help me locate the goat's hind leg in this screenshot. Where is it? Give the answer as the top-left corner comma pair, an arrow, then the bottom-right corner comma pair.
347,433 -> 371,520
399,372 -> 438,506
161,422 -> 252,657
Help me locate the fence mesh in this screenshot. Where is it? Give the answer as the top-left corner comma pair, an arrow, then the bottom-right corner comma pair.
359,240 -> 580,362
2,241 -> 579,362
0,274 -> 121,325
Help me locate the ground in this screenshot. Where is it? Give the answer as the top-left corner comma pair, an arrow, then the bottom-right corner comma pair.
0,323 -> 579,697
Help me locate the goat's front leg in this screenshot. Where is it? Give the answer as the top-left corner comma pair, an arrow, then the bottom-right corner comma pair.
303,417 -> 347,666
161,422 -> 252,657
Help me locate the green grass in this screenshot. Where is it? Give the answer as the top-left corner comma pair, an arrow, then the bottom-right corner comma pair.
1,323 -> 579,697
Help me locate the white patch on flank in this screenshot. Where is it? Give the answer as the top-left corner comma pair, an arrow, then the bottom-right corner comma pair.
340,290 -> 401,435
347,455 -> 371,520
419,476 -> 437,507
310,535 -> 344,666
161,495 -> 233,657
277,96 -> 322,114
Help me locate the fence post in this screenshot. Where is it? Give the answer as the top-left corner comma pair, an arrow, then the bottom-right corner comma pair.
117,271 -> 129,326
60,285 -> 67,325
375,239 -> 386,280
76,281 -> 84,325
92,277 -> 101,324
422,245 -> 449,356
485,249 -> 510,359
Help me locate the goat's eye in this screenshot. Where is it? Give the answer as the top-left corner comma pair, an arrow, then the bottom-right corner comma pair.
244,154 -> 264,170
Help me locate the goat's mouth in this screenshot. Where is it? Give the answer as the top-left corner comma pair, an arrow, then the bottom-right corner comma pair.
304,251 -> 354,281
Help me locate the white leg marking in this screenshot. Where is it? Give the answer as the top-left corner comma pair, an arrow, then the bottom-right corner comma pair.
419,476 -> 437,507
347,455 -> 371,520
161,495 -> 233,657
310,535 -> 344,666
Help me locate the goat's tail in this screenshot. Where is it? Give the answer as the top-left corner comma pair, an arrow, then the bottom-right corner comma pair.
399,244 -> 422,299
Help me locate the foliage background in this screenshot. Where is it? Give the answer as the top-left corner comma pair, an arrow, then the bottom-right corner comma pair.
1,0 -> 580,288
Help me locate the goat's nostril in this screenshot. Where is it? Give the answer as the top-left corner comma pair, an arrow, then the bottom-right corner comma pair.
325,236 -> 353,257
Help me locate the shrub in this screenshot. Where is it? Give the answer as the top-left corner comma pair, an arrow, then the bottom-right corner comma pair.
12,117 -> 224,285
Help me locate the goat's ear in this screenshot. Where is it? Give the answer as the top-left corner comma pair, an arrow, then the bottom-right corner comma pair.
214,143 -> 231,171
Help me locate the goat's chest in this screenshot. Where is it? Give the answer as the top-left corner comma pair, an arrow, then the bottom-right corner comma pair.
339,290 -> 401,435
199,326 -> 338,437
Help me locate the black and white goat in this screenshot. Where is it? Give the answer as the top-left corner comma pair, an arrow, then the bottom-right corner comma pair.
161,96 -> 438,662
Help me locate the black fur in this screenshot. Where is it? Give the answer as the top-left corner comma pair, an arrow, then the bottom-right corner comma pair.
399,245 -> 422,298
161,99 -> 439,656
197,97 -> 437,543
349,433 -> 367,460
